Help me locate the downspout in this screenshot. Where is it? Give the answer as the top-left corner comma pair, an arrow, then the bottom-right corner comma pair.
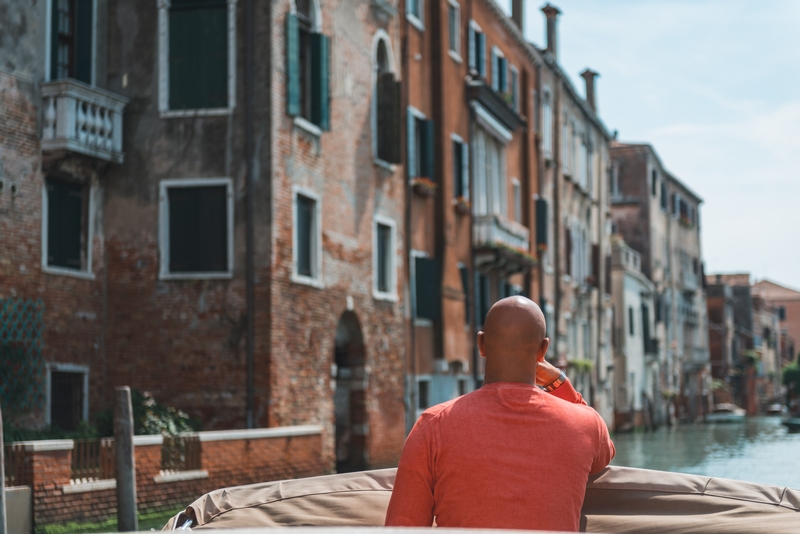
244,0 -> 255,428
552,72 -> 561,363
468,0 -> 479,388
431,0 -> 445,368
535,62 -> 545,308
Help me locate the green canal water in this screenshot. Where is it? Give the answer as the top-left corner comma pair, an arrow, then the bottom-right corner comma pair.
610,416 -> 800,489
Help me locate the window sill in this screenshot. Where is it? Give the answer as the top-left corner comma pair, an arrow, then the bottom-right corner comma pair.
154,469 -> 208,484
373,290 -> 399,303
373,158 -> 395,171
160,108 -> 232,119
159,271 -> 234,281
448,50 -> 462,64
63,479 -> 115,494
293,116 -> 323,138
413,318 -> 433,327
291,273 -> 325,289
406,13 -> 425,32
43,265 -> 95,280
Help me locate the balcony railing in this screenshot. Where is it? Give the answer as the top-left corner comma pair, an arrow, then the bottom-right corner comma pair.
473,214 -> 535,275
41,79 -> 128,164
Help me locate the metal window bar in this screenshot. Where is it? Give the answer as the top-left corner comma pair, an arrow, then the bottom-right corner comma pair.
4,443 -> 26,487
71,438 -> 115,482
162,435 -> 201,472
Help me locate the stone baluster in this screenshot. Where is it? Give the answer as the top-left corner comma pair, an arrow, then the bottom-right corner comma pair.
104,109 -> 114,151
76,101 -> 88,144
43,97 -> 56,140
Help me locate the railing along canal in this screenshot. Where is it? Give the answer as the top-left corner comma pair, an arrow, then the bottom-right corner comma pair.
161,434 -> 201,472
71,438 -> 115,482
4,443 -> 25,486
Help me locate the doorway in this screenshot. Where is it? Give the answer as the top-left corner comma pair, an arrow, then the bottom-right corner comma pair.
333,311 -> 367,472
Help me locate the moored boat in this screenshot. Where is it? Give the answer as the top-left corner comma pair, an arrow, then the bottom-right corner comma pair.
706,403 -> 746,423
781,417 -> 800,432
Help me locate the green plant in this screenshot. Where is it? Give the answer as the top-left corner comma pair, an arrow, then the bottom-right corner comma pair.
34,506 -> 184,534
95,390 -> 201,438
711,378 -> 730,392
568,359 -> 594,373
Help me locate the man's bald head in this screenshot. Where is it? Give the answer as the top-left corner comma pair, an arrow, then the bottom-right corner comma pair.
478,297 -> 549,385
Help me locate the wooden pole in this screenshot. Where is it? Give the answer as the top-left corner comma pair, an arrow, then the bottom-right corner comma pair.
0,405 -> 7,534
114,387 -> 137,532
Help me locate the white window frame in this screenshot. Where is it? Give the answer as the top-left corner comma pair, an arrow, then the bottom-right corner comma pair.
371,30 -> 397,169
450,133 -> 469,201
158,0 -> 238,118
372,215 -> 398,301
542,87 -> 553,158
41,179 -> 96,280
406,0 -> 425,31
44,0 -> 99,84
447,0 -> 461,62
415,375 -> 432,419
158,177 -> 234,280
411,249 -> 432,326
292,185 -> 324,288
45,362 -> 89,427
491,46 -> 506,92
511,177 -> 521,223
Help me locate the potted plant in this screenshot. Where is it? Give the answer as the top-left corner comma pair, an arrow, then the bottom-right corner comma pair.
411,177 -> 437,198
453,196 -> 471,215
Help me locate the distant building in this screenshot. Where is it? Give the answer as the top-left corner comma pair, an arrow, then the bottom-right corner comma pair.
610,142 -> 711,422
611,239 -> 658,430
754,279 -> 800,366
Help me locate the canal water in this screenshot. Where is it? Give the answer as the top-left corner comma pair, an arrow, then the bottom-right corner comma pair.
611,416 -> 800,489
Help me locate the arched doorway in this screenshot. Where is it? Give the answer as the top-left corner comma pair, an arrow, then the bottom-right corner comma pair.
333,311 -> 367,472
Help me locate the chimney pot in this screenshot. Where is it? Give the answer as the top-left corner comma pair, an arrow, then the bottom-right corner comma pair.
512,0 -> 525,32
580,68 -> 599,112
541,4 -> 561,59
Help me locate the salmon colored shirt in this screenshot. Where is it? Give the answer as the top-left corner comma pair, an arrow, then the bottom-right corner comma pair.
385,380 -> 615,532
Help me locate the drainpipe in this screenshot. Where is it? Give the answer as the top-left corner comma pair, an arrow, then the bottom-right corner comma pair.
535,63 -> 545,308
552,77 -> 562,363
244,0 -> 255,429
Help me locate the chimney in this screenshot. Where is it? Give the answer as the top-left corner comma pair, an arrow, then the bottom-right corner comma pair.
512,0 -> 525,32
541,4 -> 560,59
580,68 -> 599,112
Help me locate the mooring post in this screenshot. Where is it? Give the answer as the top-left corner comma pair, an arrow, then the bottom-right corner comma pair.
114,386 -> 138,532
0,405 -> 7,534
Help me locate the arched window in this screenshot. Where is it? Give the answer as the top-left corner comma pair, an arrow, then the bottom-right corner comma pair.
372,32 -> 401,164
286,0 -> 329,130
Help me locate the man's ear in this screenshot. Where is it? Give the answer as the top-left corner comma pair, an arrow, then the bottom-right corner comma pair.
537,337 -> 550,362
477,331 -> 486,358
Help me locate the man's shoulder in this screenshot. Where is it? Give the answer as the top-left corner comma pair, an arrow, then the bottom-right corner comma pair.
544,391 -> 607,425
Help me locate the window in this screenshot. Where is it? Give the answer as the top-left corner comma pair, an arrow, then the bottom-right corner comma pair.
673,193 -> 681,218
578,134 -> 588,189
160,0 -> 235,114
562,114 -> 571,174
159,178 -> 233,279
778,306 -> 787,321
414,255 -> 441,320
468,21 -> 486,78
452,135 -> 469,199
628,306 -> 635,336
447,0 -> 460,58
373,217 -> 397,299
48,364 -> 88,432
610,163 -> 620,197
286,0 -> 330,129
542,90 -> 553,156
49,0 -> 93,83
373,34 -> 401,164
491,47 -> 507,93
417,378 -> 430,410
407,107 -> 434,179
407,0 -> 424,30
472,122 -> 507,216
459,263 -> 470,325
293,189 -> 322,284
510,66 -> 519,111
651,169 -> 658,196
511,177 -> 521,223
43,177 -> 92,276
660,181 -> 668,211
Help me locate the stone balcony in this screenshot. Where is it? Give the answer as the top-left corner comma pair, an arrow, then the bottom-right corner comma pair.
473,214 -> 535,275
41,79 -> 129,164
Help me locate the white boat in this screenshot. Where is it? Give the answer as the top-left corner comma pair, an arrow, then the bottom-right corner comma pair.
163,466 -> 800,533
706,403 -> 746,423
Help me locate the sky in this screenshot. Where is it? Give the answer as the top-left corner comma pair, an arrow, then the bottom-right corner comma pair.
497,0 -> 800,291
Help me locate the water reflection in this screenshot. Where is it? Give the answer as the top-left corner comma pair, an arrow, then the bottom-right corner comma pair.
611,416 -> 800,489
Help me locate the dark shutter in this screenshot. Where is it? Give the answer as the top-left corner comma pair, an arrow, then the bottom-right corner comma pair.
565,226 -> 572,277
169,0 -> 228,110
476,32 -> 486,77
468,24 -> 475,70
47,178 -> 83,269
453,141 -> 463,197
296,195 -> 314,276
535,198 -> 548,247
459,265 -> 470,325
511,68 -> 518,111
415,257 -> 441,320
168,185 -> 227,273
378,72 -> 401,163
50,0 -> 60,80
377,224 -> 390,292
491,51 -> 499,91
286,13 -> 300,116
591,243 -> 600,287
74,0 -> 93,83
655,293 -> 662,323
604,254 -> 611,295
311,32 -> 330,130
641,303 -> 651,353
420,119 -> 435,178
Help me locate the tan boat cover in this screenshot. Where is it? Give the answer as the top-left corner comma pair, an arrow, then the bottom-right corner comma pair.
163,466 -> 799,533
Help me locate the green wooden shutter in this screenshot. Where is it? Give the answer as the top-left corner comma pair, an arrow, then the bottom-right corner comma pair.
491,50 -> 498,90
285,14 -> 300,116
311,32 -> 330,130
536,198 -> 548,247
407,109 -> 416,178
511,68 -> 519,111
421,119 -> 434,178
461,141 -> 470,201
477,32 -> 486,77
415,257 -> 441,321
75,0 -> 93,83
468,24 -> 475,70
459,265 -> 470,325
50,0 -> 59,80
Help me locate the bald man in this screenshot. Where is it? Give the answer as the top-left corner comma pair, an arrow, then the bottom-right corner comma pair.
385,296 -> 615,532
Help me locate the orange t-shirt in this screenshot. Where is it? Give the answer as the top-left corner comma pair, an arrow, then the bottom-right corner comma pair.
385,380 -> 615,532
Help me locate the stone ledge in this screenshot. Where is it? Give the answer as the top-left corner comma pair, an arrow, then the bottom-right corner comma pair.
154,469 -> 209,484
197,425 -> 323,442
20,440 -> 74,452
62,479 -> 116,494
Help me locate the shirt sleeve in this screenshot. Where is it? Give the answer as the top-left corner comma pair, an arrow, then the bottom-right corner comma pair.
590,411 -> 616,474
549,378 -> 587,405
384,416 -> 436,526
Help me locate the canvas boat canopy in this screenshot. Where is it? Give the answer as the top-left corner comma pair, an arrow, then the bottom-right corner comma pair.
163,466 -> 799,533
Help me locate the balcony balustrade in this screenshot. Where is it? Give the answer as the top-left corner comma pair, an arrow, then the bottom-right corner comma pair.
41,79 -> 128,164
473,214 -> 535,275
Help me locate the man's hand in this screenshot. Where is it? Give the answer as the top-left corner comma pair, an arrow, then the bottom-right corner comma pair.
535,359 -> 564,388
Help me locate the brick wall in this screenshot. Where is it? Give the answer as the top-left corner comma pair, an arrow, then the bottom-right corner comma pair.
12,426 -> 323,527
